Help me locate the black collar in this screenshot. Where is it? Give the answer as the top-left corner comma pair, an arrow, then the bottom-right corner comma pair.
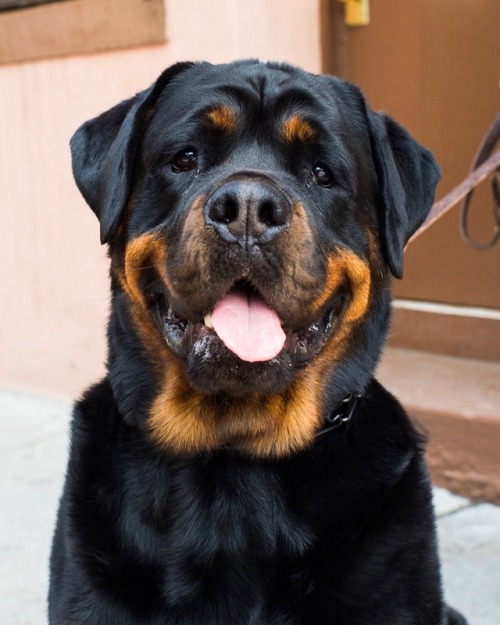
316,392 -> 362,437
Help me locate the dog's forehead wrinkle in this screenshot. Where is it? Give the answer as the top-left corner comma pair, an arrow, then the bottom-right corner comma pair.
159,62 -> 324,118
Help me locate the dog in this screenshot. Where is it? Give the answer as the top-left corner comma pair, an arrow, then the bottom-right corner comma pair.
49,60 -> 468,624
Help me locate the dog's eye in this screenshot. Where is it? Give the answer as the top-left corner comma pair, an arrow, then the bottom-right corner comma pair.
171,149 -> 197,173
311,164 -> 334,188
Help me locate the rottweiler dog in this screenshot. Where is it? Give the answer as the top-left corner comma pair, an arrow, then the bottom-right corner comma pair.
49,60 -> 468,624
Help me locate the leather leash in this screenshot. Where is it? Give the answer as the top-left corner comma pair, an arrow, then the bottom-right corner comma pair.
409,113 -> 500,248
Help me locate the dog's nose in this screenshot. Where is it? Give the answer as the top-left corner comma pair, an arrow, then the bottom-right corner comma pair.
204,180 -> 291,245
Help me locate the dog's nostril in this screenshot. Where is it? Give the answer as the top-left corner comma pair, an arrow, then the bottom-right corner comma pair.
223,198 -> 238,224
209,196 -> 238,224
259,201 -> 274,227
259,200 -> 287,227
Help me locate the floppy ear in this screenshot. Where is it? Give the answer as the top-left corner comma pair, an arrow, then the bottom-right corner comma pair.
367,109 -> 441,278
70,61 -> 194,244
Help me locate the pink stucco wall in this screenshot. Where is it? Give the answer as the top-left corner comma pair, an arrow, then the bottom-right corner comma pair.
0,0 -> 322,398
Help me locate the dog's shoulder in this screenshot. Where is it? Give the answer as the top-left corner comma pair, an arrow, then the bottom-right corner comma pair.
347,378 -> 424,458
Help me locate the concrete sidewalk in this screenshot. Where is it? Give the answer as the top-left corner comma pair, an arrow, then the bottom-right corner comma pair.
1,387 -> 499,624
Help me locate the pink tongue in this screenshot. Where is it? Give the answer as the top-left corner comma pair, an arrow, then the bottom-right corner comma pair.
211,290 -> 286,362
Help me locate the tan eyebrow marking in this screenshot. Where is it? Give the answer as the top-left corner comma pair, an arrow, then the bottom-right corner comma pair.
206,105 -> 239,132
282,115 -> 315,143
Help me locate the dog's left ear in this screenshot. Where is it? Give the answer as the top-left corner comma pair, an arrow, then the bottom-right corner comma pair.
71,61 -> 195,244
367,109 -> 441,278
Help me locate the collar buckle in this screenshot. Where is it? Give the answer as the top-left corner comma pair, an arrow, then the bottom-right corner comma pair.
316,392 -> 362,438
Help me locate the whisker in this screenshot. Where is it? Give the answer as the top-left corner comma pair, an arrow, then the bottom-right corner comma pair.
147,277 -> 167,291
127,264 -> 158,271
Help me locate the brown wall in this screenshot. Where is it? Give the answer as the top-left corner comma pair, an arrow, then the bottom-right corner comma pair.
0,0 -> 322,398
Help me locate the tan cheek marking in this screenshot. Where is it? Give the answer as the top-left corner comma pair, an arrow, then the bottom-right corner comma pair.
309,262 -> 344,318
122,232 -> 168,309
306,248 -> 373,392
282,115 -> 315,143
339,250 -> 371,323
206,105 -> 239,133
116,232 -> 174,369
310,248 -> 371,322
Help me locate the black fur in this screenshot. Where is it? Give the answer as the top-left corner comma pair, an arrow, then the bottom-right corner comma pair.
49,60 -> 467,624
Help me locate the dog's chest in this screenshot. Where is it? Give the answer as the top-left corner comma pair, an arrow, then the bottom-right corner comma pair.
139,457 -> 314,620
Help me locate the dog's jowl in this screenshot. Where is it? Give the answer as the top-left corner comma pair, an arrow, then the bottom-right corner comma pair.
49,61 -> 468,625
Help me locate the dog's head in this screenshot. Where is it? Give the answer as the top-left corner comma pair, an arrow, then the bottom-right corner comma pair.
71,60 -> 439,457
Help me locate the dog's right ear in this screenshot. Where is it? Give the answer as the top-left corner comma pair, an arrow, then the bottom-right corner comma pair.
70,62 -> 194,244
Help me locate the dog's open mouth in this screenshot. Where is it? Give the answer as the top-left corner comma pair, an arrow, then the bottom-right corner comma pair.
155,281 -> 344,368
